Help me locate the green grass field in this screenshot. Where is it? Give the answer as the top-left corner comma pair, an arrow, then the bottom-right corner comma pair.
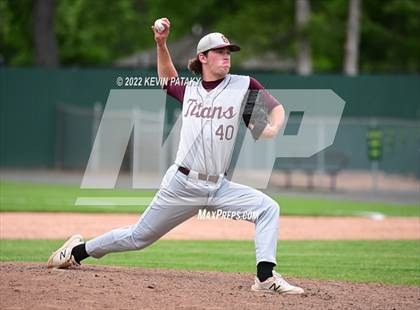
1,181 -> 419,216
1,181 -> 419,287
0,239 -> 419,286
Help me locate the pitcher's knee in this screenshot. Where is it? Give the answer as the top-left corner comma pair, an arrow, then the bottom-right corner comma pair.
267,200 -> 280,218
257,199 -> 279,221
266,199 -> 280,218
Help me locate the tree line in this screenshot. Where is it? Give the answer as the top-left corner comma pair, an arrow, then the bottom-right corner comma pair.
0,0 -> 419,74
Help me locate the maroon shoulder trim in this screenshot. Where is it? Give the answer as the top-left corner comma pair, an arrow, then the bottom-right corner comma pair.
164,83 -> 186,104
249,77 -> 280,112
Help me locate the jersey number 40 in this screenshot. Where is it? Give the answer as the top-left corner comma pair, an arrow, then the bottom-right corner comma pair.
215,124 -> 234,140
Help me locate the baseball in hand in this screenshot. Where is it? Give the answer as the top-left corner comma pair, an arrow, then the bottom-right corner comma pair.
154,19 -> 166,33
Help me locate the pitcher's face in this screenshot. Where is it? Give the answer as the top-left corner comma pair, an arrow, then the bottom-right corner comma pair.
200,47 -> 231,78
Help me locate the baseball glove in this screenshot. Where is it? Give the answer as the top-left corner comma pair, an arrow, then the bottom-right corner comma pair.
242,90 -> 268,140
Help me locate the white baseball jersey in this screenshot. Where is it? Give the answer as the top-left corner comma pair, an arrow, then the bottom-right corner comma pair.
86,73 -> 280,267
174,74 -> 250,176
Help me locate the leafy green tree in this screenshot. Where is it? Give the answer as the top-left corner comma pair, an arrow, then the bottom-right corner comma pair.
1,0 -> 419,72
215,0 -> 295,66
308,0 -> 348,72
55,0 -> 150,65
360,0 -> 420,73
0,0 -> 33,65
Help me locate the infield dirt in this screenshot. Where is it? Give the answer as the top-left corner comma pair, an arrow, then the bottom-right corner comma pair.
1,212 -> 419,240
1,262 -> 419,310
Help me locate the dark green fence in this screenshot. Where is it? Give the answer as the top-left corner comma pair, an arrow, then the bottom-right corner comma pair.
1,68 -> 419,175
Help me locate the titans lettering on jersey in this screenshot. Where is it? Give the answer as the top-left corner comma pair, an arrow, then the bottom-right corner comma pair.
183,99 -> 236,120
174,74 -> 250,176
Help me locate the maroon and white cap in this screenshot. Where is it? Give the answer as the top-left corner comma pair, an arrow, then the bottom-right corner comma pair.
196,32 -> 240,55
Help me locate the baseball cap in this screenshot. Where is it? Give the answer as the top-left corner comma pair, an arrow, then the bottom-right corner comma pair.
196,32 -> 240,55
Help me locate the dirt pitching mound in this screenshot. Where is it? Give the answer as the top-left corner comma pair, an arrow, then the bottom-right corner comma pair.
1,263 -> 418,310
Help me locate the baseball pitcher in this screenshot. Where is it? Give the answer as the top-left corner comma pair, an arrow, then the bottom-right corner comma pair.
47,18 -> 304,295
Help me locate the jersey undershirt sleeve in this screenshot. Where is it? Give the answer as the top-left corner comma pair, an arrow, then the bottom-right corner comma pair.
249,77 -> 280,113
163,83 -> 186,104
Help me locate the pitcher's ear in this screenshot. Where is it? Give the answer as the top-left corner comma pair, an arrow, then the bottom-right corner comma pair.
198,52 -> 207,64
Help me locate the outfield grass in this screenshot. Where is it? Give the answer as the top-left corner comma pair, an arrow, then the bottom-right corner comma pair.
0,239 -> 418,286
1,181 -> 419,216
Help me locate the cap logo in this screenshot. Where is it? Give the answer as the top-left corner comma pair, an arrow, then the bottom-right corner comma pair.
221,35 -> 229,44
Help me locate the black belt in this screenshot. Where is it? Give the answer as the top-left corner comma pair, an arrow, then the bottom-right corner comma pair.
177,166 -> 220,183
